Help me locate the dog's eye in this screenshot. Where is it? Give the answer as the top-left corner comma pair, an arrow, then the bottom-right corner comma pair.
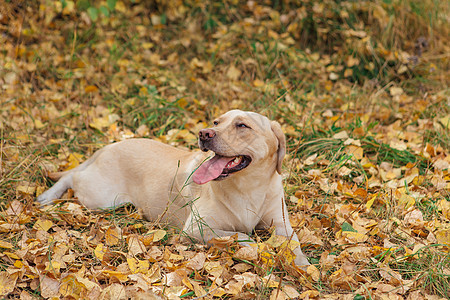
213,121 -> 219,126
236,123 -> 250,129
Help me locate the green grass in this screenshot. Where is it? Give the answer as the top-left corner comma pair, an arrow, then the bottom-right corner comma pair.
389,245 -> 450,298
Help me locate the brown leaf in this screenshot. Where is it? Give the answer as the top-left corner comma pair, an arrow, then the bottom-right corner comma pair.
233,246 -> 258,261
186,252 -> 206,270
128,235 -> 146,256
105,226 -> 121,246
39,275 -> 60,298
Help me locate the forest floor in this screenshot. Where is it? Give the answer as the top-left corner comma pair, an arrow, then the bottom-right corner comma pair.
0,0 -> 449,299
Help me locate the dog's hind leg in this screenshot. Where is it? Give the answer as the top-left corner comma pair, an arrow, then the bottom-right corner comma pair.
37,173 -> 74,205
37,149 -> 103,205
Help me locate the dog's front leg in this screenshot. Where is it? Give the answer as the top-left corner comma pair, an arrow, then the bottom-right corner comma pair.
261,201 -> 311,268
182,221 -> 254,246
273,221 -> 310,267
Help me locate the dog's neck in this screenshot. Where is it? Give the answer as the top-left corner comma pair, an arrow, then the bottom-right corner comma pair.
207,169 -> 281,232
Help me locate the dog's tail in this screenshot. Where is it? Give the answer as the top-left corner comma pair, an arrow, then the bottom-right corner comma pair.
45,148 -> 104,182
47,171 -> 69,181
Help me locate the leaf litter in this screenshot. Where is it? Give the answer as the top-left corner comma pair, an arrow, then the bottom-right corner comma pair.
0,0 -> 449,299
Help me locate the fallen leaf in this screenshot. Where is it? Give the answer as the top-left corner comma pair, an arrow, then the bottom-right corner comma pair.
0,240 -> 13,249
128,235 -> 146,256
146,229 -> 167,242
94,243 -> 107,261
307,265 -> 320,282
234,246 -> 258,261
33,219 -> 53,232
344,145 -> 364,160
227,65 -> 241,80
105,226 -> 121,246
435,228 -> 450,245
0,272 -> 18,297
127,257 -> 149,274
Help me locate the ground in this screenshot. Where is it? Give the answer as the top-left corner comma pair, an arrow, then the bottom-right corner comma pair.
0,1 -> 449,299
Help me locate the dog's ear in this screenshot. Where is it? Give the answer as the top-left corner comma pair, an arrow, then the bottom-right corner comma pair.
270,121 -> 286,174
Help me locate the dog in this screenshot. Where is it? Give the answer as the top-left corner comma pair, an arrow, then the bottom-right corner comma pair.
37,110 -> 310,267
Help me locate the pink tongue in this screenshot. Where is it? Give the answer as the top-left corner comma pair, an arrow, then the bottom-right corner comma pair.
193,156 -> 233,184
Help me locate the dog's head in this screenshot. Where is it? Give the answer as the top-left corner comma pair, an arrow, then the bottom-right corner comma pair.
192,110 -> 286,184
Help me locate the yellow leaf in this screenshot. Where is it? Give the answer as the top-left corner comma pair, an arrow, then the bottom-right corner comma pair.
344,145 -> 364,160
0,223 -> 25,233
191,279 -> 207,298
13,260 -> 23,268
168,253 -> 184,262
398,193 -> 415,209
252,79 -> 264,87
65,152 -> 84,171
282,285 -> 301,299
342,231 -> 368,243
127,257 -> 149,274
346,30 -> 367,38
366,194 -> 377,210
101,270 -> 129,283
186,252 -> 206,270
45,261 -> 61,274
33,219 -> 53,232
389,86 -> 403,96
166,129 -> 197,144
226,65 -> 241,81
34,119 -> 45,129
40,275 -> 60,298
437,199 -> 450,219
182,277 -> 194,290
94,243 -> 107,261
344,68 -> 353,77
0,271 -> 18,296
59,274 -> 84,297
329,72 -> 339,80
204,261 -> 224,278
89,116 -> 110,131
389,140 -> 407,151
177,98 -> 188,109
139,86 -> 148,96
142,42 -> 154,49
84,85 -> 98,93
300,290 -> 320,298
278,247 -> 296,264
0,240 -> 13,249
202,61 -> 213,73
16,185 -> 36,196
260,251 -> 275,267
307,265 -> 320,282
404,167 -> 419,184
346,56 -> 360,67
439,115 -> 450,129
5,252 -> 20,260
105,226 -> 121,246
435,229 -> 450,245
262,274 -> 279,288
265,235 -> 287,248
281,239 -> 300,251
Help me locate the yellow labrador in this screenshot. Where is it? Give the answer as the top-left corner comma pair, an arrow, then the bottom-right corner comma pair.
38,110 -> 310,267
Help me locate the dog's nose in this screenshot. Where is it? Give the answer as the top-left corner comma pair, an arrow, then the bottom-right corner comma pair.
199,128 -> 216,141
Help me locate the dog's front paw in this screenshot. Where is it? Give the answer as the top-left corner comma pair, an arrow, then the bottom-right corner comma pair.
294,254 -> 311,270
36,190 -> 56,206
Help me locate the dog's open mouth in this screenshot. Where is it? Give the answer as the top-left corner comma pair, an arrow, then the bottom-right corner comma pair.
192,154 -> 251,185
